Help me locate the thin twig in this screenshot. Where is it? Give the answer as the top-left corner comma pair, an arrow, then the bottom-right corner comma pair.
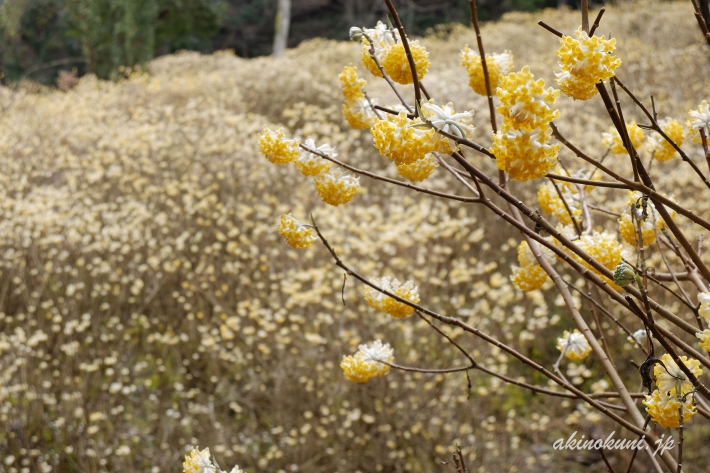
468,0 -> 497,132
383,0 -> 421,112
589,8 -> 606,35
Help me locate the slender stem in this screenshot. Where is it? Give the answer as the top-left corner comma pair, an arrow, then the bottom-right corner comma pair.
547,172 -> 630,189
581,0 -> 589,33
624,417 -> 652,473
600,449 -> 615,473
383,0 -> 421,112
467,0 -> 497,132
700,127 -> 710,174
548,177 -> 582,236
677,402 -> 684,473
589,7 -> 606,35
538,21 -> 564,38
366,39 -> 412,113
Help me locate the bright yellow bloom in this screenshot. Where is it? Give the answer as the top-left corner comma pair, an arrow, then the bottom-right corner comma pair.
257,128 -> 300,165
371,112 -> 437,165
491,126 -> 559,181
556,329 -> 592,361
516,239 -> 555,268
341,340 -> 394,383
183,447 -> 215,473
277,214 -> 316,249
363,276 -> 420,318
460,46 -> 514,96
357,22 -> 395,77
296,138 -> 334,176
339,65 -> 366,102
617,191 -> 670,247
313,168 -> 360,206
654,353 -> 702,397
602,121 -> 645,154
648,118 -> 683,161
496,66 -> 560,132
381,41 -> 430,85
537,180 -> 582,225
643,389 -> 696,428
343,98 -> 377,129
697,329 -> 710,351
511,264 -> 548,291
572,231 -> 622,288
555,27 -> 621,100
396,154 -> 438,182
686,100 -> 710,144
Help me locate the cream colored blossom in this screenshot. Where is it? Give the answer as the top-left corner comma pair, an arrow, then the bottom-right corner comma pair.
363,277 -> 420,318
654,353 -> 702,397
699,291 -> 710,323
277,214 -> 317,249
601,121 -> 645,154
687,100 -> 710,144
648,118 -> 683,161
643,389 -> 696,428
343,98 -> 377,129
460,46 -> 514,96
396,154 -> 438,182
296,138 -> 334,176
341,340 -> 394,383
696,329 -> 710,351
556,329 -> 592,361
183,447 -> 216,473
421,99 -> 476,151
313,168 -> 360,206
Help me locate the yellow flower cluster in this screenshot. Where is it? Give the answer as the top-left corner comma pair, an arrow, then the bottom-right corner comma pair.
363,277 -> 420,318
183,447 -> 243,473
643,389 -> 696,429
340,340 -> 394,383
698,291 -> 710,323
537,171 -> 582,225
617,191 -> 666,248
460,46 -> 514,96
372,112 -> 440,165
643,354 -> 701,428
601,121 -> 645,154
396,153 -> 438,182
356,22 -> 430,85
555,27 -> 622,100
492,67 -> 559,181
686,100 -> 710,144
510,240 -> 548,292
648,118 -> 683,161
339,65 -> 376,129
258,128 -> 300,165
574,231 -> 623,287
556,329 -> 592,361
277,214 -> 316,249
696,329 -> 710,351
313,168 -> 360,206
490,127 -> 560,181
295,138 -> 334,176
496,66 -> 560,132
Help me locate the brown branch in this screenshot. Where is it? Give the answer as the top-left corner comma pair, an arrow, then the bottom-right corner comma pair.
468,0 -> 497,132
589,8 -> 606,35
547,173 -> 630,189
383,0 -> 421,112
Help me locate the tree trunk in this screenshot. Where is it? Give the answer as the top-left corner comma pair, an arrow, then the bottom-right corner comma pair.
273,0 -> 291,58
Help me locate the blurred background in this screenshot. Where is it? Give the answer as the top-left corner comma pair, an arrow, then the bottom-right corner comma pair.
0,0 -> 668,83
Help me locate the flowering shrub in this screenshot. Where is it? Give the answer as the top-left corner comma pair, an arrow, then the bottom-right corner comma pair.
3,2 -> 710,473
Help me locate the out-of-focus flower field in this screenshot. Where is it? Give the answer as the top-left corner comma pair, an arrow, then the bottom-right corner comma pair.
1,1 -> 710,472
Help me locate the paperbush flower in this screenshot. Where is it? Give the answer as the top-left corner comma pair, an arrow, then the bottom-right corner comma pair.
421,99 -> 476,152
371,112 -> 438,165
339,65 -> 367,102
627,328 -> 648,348
556,329 -> 592,361
602,121 -> 645,154
460,46 -> 514,96
183,447 -> 216,473
617,191 -> 667,247
697,329 -> 710,351
396,154 -> 438,182
648,118 -> 683,161
296,138 -> 334,176
257,128 -> 300,165
517,239 -> 555,267
381,41 -> 430,85
490,126 -> 559,181
537,179 -> 581,225
496,66 -> 560,132
277,214 -> 316,249
698,291 -> 710,323
511,264 -> 548,291
313,168 -> 360,206
643,389 -> 696,428
654,353 -> 702,397
556,27 -> 621,100
340,340 -> 394,382
358,22 -> 396,77
575,231 -> 623,287
343,98 -> 377,129
363,276 -> 420,318
687,100 -> 710,144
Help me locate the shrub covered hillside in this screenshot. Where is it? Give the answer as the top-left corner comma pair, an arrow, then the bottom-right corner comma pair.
2,1 -> 710,472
